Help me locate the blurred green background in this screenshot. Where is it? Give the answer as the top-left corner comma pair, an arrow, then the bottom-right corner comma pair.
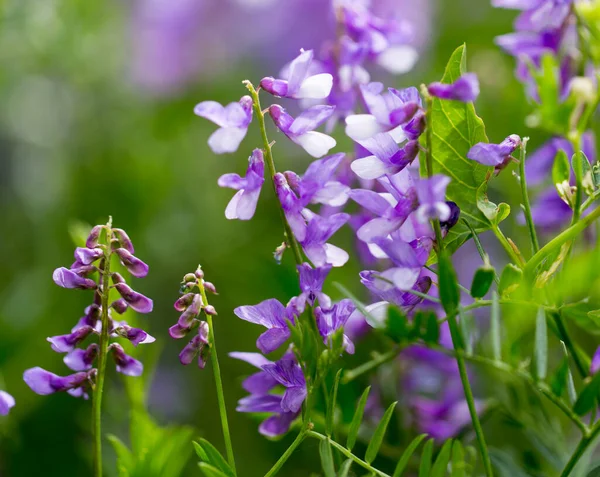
0,0 -> 563,475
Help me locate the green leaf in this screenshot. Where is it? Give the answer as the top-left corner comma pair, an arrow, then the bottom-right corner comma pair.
393,434 -> 428,477
476,179 -> 511,226
491,291 -> 502,361
198,463 -> 230,477
535,308 -> 548,380
560,341 -> 578,404
420,44 -> 495,254
326,370 -> 342,437
418,439 -> 435,477
573,371 -> 600,415
195,439 -> 235,477
438,251 -> 460,316
498,264 -> 523,296
552,150 -> 570,193
424,312 -> 440,343
470,266 -> 495,298
193,441 -> 209,462
319,438 -> 336,477
431,439 -> 453,477
451,440 -> 466,477
386,306 -> 410,343
560,302 -> 600,335
107,434 -> 134,477
337,459 -> 353,477
550,358 -> 569,398
346,386 -> 371,451
365,402 -> 397,464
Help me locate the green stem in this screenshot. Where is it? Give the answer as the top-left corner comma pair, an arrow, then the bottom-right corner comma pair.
461,219 -> 500,284
560,424 -> 600,477
307,431 -> 391,477
518,138 -> 540,254
92,223 -> 113,477
199,282 -> 237,475
551,311 -> 588,379
342,348 -> 402,383
492,226 -> 524,266
524,205 -> 600,276
244,80 -> 304,265
263,429 -> 308,477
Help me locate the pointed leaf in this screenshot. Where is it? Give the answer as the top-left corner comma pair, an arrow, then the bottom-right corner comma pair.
198,463 -> 230,477
193,441 -> 209,462
535,308 -> 548,380
561,341 -> 578,404
552,150 -> 570,192
337,459 -> 353,477
451,440 -> 466,477
326,370 -> 342,437
347,386 -> 371,451
393,434 -> 428,477
320,438 -> 336,477
431,439 -> 453,477
491,291 -> 501,361
365,401 -> 397,464
418,439 -> 435,477
107,434 -> 134,476
196,439 -> 235,477
573,371 -> 600,415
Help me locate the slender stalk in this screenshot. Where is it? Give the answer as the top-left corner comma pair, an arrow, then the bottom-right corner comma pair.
342,348 -> 402,383
461,219 -> 500,284
424,92 -> 494,477
307,431 -> 391,477
518,138 -> 540,254
264,429 -> 308,477
198,281 -> 237,474
492,226 -> 525,266
551,311 -> 588,379
92,223 -> 113,477
560,424 -> 600,477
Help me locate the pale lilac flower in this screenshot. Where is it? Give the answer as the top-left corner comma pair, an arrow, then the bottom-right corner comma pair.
492,0 -> 573,32
52,267 -> 96,290
234,299 -> 297,354
74,247 -> 104,265
64,344 -> 99,371
345,83 -> 420,141
218,149 -> 265,220
360,274 -> 432,311
0,391 -> 15,416
467,134 -> 521,167
260,49 -> 333,99
229,352 -> 278,394
293,263 -> 332,313
299,210 -> 350,267
529,187 -> 574,230
237,394 -> 299,437
351,132 -> 419,180
414,175 -> 452,223
262,359 -> 307,413
591,346 -> 600,375
109,344 -> 143,377
428,73 -> 480,102
268,104 -> 337,158
47,326 -> 96,353
23,367 -> 92,398
315,299 -> 356,354
194,96 -> 253,154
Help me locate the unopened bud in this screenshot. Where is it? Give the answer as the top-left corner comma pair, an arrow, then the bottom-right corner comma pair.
204,305 -> 217,316
112,228 -> 135,254
111,272 -> 126,285
203,281 -> 218,294
174,293 -> 196,312
183,273 -> 197,284
194,266 -> 204,279
86,225 -> 103,249
110,298 -> 128,314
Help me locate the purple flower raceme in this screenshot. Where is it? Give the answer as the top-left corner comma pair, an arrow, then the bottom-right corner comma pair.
0,390 -> 15,416
25,222 -> 153,399
467,134 -> 522,170
194,96 -> 253,154
268,104 -> 337,158
298,210 -> 351,267
218,149 -> 265,220
427,73 -> 480,103
260,49 -> 333,100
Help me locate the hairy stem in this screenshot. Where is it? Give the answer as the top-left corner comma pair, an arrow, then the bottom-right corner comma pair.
518,138 -> 540,254
92,222 -> 113,477
199,281 -> 237,474
264,429 -> 308,477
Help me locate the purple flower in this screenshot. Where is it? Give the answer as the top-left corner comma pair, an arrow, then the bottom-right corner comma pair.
114,283 -> 154,313
179,321 -> 210,368
218,149 -> 265,220
194,96 -> 253,154
113,228 -> 135,253
85,225 -> 103,248
52,267 -> 96,290
262,359 -> 307,413
591,346 -> 600,375
114,248 -> 149,278
74,247 -> 104,265
0,391 -> 15,416
112,323 -> 155,346
260,49 -> 333,99
349,170 -> 417,242
351,132 -> 419,180
64,344 -> 98,371
47,326 -> 96,353
299,210 -> 350,267
234,299 -> 296,354
414,175 -> 452,223
268,104 -> 337,158
345,83 -> 420,141
360,274 -> 432,312
293,263 -> 332,313
229,352 -> 278,395
315,299 -> 356,354
492,0 -> 573,32
529,187 -> 573,230
467,134 -> 521,167
110,298 -> 129,314
428,73 -> 480,102
23,367 -> 91,398
175,293 -> 203,331
237,394 -> 299,438
109,343 -> 143,377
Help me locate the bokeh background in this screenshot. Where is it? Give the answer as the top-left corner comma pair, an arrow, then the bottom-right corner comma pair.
0,0 -> 572,475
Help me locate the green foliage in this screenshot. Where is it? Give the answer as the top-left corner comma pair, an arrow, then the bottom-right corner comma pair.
418,439 -> 434,477
319,438 -> 336,477
193,439 -> 235,477
431,440 -> 453,477
346,386 -> 371,451
573,372 -> 600,416
438,251 -> 460,316
326,370 -> 342,437
365,401 -> 397,464
337,459 -> 353,477
534,308 -> 548,381
498,264 -> 523,296
470,265 -> 495,299
393,434 -> 428,477
385,306 -> 440,344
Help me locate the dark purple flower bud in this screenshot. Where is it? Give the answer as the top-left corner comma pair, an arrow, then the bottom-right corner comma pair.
110,298 -> 128,314
428,73 -> 480,102
174,293 -> 196,312
177,294 -> 203,328
72,304 -> 101,332
114,283 -> 153,313
169,323 -> 192,339
112,272 -> 126,285
74,247 -> 104,266
85,225 -> 103,249
47,326 -> 95,353
179,322 -> 210,368
283,171 -> 301,193
23,367 -> 90,396
0,391 -> 15,416
204,305 -> 217,316
112,228 -> 134,253
203,282 -> 218,294
64,344 -> 98,371
194,266 -> 204,279
115,248 -> 149,278
467,134 -> 521,168
389,102 -> 419,126
53,267 -> 96,289
440,202 -> 461,232
591,346 -> 600,375
403,111 -> 426,140
109,343 -> 143,376
113,323 -> 155,346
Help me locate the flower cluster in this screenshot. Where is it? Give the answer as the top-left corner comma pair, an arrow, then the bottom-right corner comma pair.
24,222 -> 154,399
169,266 -> 217,368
